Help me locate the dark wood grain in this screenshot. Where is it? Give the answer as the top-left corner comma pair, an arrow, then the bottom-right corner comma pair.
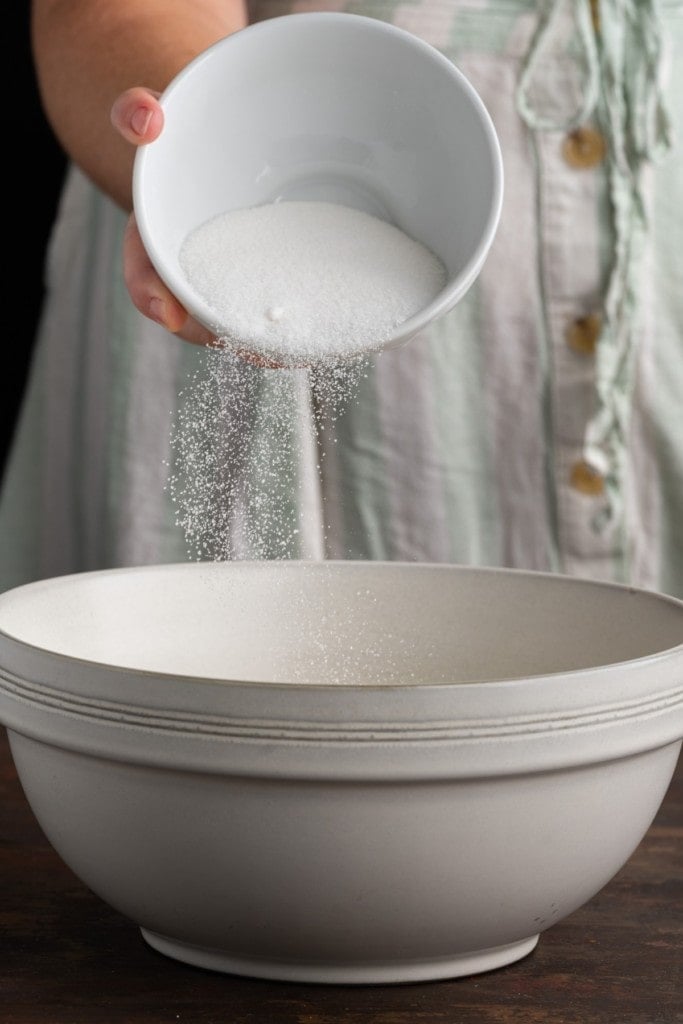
1,728 -> 681,1024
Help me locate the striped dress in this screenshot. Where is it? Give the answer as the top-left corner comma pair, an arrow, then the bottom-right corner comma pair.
1,0 -> 682,596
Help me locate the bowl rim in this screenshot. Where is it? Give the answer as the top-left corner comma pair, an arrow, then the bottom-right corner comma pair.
0,559 -> 681,691
2,563 -> 682,776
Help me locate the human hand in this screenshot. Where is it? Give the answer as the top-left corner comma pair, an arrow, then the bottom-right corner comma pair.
110,87 -> 281,365
110,88 -> 215,347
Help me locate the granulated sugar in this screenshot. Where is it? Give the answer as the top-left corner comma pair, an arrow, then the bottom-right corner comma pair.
179,200 -> 447,366
166,346 -> 368,563
167,199 -> 440,682
166,350 -> 423,683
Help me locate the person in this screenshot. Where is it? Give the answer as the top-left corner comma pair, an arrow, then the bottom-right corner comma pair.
1,0 -> 681,597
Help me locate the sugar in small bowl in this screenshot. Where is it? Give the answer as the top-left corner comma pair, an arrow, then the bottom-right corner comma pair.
133,12 -> 503,367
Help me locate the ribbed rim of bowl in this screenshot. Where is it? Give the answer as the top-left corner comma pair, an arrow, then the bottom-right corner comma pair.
0,563 -> 682,778
1,649 -> 681,778
1,654 -> 682,740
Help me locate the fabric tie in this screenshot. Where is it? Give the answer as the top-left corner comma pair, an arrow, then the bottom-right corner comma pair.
516,0 -> 672,552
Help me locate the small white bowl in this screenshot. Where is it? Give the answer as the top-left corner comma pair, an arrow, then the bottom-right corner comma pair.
0,562 -> 681,984
133,13 -> 503,364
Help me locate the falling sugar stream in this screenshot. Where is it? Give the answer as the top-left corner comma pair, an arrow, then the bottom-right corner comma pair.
165,199 -> 449,682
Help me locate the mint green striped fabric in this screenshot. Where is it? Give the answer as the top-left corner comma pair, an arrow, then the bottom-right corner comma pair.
1,0 -> 681,597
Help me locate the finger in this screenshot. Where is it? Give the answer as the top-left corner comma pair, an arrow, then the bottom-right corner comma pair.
111,87 -> 164,146
123,212 -> 292,358
123,216 -> 217,347
176,317 -> 218,348
123,214 -> 188,331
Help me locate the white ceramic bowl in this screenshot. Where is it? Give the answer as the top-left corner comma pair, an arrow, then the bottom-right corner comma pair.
0,561 -> 681,984
133,13 -> 503,364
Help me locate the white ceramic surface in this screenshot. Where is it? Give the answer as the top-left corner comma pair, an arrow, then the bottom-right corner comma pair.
133,13 -> 503,364
0,561 -> 681,984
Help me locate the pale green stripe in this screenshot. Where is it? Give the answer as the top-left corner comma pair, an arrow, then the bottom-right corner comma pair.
330,356 -> 393,559
71,184 -> 104,568
427,300 -> 501,564
528,131 -> 562,573
105,201 -> 141,563
451,0 -> 537,52
653,6 -> 683,596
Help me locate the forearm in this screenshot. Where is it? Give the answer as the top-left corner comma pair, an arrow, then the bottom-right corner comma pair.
31,0 -> 248,211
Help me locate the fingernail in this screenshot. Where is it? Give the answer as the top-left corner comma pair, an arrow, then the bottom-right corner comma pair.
148,298 -> 166,326
131,106 -> 153,136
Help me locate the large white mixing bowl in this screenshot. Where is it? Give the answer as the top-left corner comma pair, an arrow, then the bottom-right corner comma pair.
0,561 -> 681,983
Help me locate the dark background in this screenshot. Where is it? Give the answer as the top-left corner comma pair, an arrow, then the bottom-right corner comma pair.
5,6 -> 67,479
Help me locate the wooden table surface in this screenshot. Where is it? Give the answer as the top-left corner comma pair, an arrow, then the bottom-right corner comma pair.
1,727 -> 681,1024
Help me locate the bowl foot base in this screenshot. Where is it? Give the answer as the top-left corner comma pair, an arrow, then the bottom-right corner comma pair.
140,929 -> 539,984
